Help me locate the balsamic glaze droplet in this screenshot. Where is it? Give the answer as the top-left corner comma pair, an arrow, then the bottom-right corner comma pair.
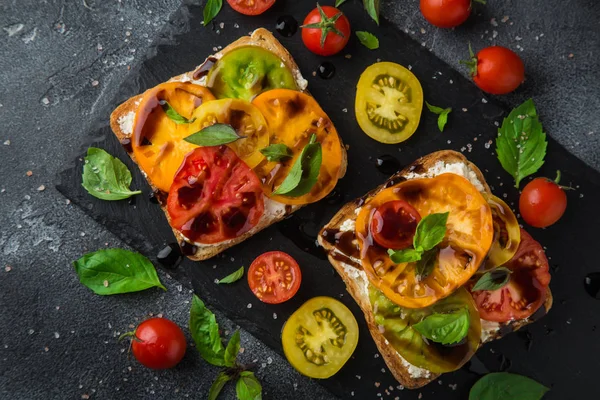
463,355 -> 490,376
128,195 -> 136,206
499,354 -> 512,372
157,243 -> 183,269
149,191 -> 160,204
584,272 -> 600,299
120,138 -> 133,153
375,155 -> 402,175
180,241 -> 198,256
275,15 -> 298,38
317,62 -> 336,80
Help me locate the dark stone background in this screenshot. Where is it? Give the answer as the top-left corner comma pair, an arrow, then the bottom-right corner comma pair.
0,0 -> 598,399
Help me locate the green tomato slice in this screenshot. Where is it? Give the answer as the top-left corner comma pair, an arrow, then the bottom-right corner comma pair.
369,286 -> 481,373
206,46 -> 298,101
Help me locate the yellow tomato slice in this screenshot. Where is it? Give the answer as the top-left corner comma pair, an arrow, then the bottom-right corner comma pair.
483,194 -> 521,269
355,62 -> 423,144
356,174 -> 494,308
132,82 -> 215,192
252,89 -> 344,205
188,98 -> 269,169
282,297 -> 359,379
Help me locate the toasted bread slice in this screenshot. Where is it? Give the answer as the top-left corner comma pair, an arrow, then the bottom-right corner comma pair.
109,29 -> 347,261
317,150 -> 553,388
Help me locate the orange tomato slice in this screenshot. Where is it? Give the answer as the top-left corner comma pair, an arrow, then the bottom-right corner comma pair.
356,174 -> 494,308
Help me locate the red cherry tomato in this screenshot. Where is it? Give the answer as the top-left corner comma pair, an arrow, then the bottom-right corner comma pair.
370,200 -> 422,250
464,46 -> 525,95
471,229 -> 551,323
301,5 -> 350,56
129,318 -> 187,369
519,175 -> 567,228
248,251 -> 301,304
420,0 -> 472,28
226,0 -> 275,16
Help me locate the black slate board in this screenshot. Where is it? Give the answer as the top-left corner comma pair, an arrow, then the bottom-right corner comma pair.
57,1 -> 600,398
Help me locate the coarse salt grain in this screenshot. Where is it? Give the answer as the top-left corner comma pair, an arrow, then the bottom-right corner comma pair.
103,280 -> 109,287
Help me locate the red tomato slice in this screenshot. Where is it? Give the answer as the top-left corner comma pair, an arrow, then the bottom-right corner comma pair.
167,146 -> 264,244
248,251 -> 301,304
226,0 -> 275,16
370,200 -> 422,250
472,229 -> 551,322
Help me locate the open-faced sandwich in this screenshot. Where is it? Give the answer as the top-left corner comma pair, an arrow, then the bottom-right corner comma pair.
109,28 -> 347,261
318,150 -> 553,388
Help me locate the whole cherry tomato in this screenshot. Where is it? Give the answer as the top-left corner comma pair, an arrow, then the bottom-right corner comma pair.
226,0 -> 275,16
420,0 -> 474,28
463,45 -> 525,94
519,172 -> 567,228
301,4 -> 350,56
125,317 -> 187,369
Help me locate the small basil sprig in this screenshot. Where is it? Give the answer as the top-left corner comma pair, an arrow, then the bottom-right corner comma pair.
469,372 -> 549,400
364,0 -> 380,25
203,0 -> 222,26
426,101 -> 452,132
273,134 -> 322,197
73,249 -> 166,295
413,307 -> 470,345
472,267 -> 512,292
160,100 -> 196,124
260,144 -> 293,162
185,124 -> 244,147
335,0 -> 348,6
216,266 -> 244,285
356,31 -> 379,50
387,212 -> 449,280
82,147 -> 142,201
190,295 -> 263,400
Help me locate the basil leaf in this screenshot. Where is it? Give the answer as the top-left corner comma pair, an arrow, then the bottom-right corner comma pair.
185,124 -> 243,147
413,307 -> 470,345
217,266 -> 244,284
160,100 -> 195,124
335,0 -> 348,6
469,372 -> 549,400
189,295 -> 226,366
356,31 -> 379,50
413,212 -> 449,251
72,248 -> 166,295
260,144 -> 293,162
208,371 -> 232,400
236,371 -> 262,400
415,248 -> 439,280
388,248 -> 423,264
496,99 -> 547,188
203,0 -> 222,26
472,267 -> 512,292
223,330 -> 241,367
82,147 -> 142,201
273,134 -> 322,197
363,0 -> 380,25
425,102 -> 452,132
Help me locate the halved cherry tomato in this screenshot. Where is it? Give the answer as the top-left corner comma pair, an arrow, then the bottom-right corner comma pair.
282,296 -> 358,379
189,98 -> 269,169
226,0 -> 275,16
356,174 -> 494,308
132,82 -> 215,192
519,176 -> 567,228
248,251 -> 301,304
370,200 -> 422,250
420,0 -> 473,29
301,5 -> 350,56
167,146 -> 264,244
464,46 -> 525,95
370,286 -> 480,373
472,229 -> 551,323
355,62 -> 424,144
127,318 -> 187,370
484,194 -> 521,269
252,89 -> 344,205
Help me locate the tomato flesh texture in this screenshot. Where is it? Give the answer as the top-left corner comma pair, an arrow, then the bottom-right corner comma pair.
131,318 -> 187,370
302,6 -> 350,56
472,229 -> 551,322
248,251 -> 301,304
420,0 -> 472,28
281,297 -> 359,379
474,46 -> 525,95
484,194 -> 521,269
519,177 -> 567,228
206,46 -> 297,101
226,0 -> 275,16
167,146 -> 264,244
371,200 -> 421,250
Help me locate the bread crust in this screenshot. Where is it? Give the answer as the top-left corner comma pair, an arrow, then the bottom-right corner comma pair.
109,28 -> 347,260
317,150 -> 553,388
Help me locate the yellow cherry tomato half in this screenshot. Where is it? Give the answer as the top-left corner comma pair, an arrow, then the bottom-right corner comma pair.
483,194 -> 521,270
